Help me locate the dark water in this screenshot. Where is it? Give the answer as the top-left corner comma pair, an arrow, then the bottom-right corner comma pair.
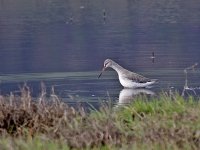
0,0 -> 200,107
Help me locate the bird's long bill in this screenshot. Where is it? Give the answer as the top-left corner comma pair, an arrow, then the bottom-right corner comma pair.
98,67 -> 105,78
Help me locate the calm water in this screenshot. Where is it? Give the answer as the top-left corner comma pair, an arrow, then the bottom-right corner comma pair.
0,0 -> 200,107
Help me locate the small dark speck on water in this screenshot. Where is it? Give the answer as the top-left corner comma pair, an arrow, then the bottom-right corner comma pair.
103,9 -> 106,23
150,52 -> 155,63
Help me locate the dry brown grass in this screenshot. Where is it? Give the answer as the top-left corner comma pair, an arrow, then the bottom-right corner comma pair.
0,86 -> 199,149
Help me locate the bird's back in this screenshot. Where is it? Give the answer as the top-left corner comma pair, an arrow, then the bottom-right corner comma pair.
120,68 -> 151,83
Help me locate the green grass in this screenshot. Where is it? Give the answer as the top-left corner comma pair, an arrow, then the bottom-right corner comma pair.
0,89 -> 200,150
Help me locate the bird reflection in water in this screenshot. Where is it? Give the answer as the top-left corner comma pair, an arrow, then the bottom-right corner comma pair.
118,88 -> 155,105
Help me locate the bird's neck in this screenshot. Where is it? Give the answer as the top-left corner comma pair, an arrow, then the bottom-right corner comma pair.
110,62 -> 125,75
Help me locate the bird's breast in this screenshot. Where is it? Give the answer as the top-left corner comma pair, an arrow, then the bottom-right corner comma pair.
118,76 -> 135,88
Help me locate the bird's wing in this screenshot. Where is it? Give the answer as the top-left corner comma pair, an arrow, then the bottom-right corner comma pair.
125,71 -> 152,83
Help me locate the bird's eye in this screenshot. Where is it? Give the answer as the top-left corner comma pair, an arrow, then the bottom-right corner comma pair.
104,62 -> 109,67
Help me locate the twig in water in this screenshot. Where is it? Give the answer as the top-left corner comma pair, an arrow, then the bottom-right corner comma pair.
182,63 -> 198,96
184,63 -> 198,71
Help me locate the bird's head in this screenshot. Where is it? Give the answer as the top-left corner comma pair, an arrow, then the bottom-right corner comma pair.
98,59 -> 113,78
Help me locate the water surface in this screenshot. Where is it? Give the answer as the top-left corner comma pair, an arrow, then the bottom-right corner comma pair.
0,0 -> 200,106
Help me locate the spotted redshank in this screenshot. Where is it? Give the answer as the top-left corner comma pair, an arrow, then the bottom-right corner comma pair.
98,59 -> 158,88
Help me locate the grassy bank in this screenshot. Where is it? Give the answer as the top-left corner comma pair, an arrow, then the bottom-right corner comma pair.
0,88 -> 199,149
